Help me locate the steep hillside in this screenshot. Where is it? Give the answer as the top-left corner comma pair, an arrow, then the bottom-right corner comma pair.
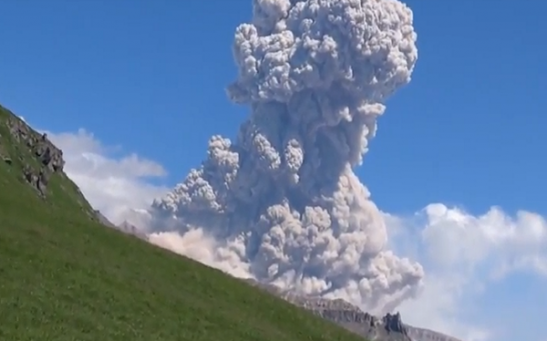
0,104 -> 366,340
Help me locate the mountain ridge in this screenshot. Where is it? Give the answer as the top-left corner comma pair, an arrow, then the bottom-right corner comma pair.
242,278 -> 463,341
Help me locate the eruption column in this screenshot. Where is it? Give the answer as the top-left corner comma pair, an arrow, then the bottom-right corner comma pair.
151,0 -> 423,313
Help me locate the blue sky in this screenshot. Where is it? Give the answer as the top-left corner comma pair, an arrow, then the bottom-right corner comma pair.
1,1 -> 546,341
1,0 -> 546,216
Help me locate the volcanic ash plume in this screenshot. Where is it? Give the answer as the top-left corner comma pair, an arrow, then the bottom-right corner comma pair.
149,0 -> 424,313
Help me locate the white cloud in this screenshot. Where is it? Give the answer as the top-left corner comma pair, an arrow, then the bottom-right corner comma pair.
47,128 -> 547,341
47,129 -> 170,224
386,205 -> 547,341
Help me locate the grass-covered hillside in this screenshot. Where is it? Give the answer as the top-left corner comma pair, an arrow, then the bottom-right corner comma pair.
0,104 -> 365,341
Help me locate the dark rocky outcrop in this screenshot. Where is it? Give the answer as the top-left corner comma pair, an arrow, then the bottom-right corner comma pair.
289,296 -> 410,341
3,117 -> 65,197
22,164 -> 50,196
244,279 -> 462,341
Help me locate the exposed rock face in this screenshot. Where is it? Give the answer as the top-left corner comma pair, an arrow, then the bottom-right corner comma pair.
308,302 -> 411,341
22,164 -> 50,197
405,327 -> 462,341
3,117 -> 65,196
8,119 -> 64,171
244,279 -> 462,341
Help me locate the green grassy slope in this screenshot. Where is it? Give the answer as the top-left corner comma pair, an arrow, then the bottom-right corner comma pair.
0,105 -> 365,341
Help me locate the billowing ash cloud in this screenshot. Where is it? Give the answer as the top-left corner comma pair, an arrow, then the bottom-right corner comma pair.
147,0 -> 424,314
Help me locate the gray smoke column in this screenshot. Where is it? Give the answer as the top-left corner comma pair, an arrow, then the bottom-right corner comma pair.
149,0 -> 424,313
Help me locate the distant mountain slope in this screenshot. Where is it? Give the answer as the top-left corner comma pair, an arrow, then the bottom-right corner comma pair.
0,104 -> 368,341
244,279 -> 463,341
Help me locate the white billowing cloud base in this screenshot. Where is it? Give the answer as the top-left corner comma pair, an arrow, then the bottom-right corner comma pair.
48,129 -> 547,341
49,129 -> 170,222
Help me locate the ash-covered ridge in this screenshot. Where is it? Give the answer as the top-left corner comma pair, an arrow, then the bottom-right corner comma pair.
245,279 -> 463,341
147,0 -> 424,315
